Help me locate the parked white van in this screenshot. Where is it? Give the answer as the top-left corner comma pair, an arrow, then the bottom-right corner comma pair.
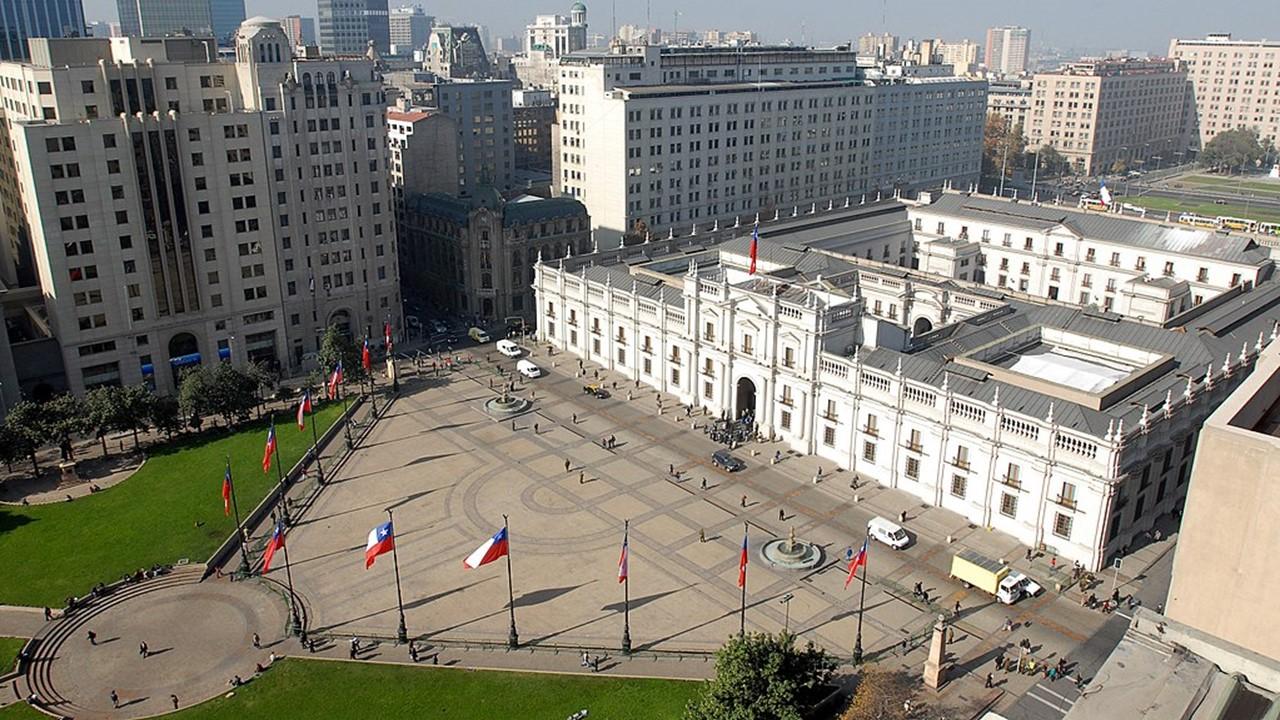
867,516 -> 910,550
516,359 -> 542,378
496,339 -> 522,357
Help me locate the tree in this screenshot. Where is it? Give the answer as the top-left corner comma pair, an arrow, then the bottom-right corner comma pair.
684,632 -> 837,720
43,393 -> 88,461
178,364 -> 260,428
149,395 -> 182,440
1032,145 -> 1069,178
0,420 -> 27,473
5,401 -> 46,475
117,385 -> 156,450
839,667 -> 956,720
1110,158 -> 1129,175
1199,128 -> 1265,173
83,386 -> 127,458
317,324 -> 367,388
983,113 -> 1026,183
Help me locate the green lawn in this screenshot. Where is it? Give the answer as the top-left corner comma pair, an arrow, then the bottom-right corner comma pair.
0,702 -> 42,719
0,637 -> 24,673
173,659 -> 698,719
1121,194 -> 1280,225
0,403 -> 344,607
1180,174 -> 1280,196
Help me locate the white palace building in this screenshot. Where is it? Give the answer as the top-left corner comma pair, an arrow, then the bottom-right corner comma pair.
533,192 -> 1280,571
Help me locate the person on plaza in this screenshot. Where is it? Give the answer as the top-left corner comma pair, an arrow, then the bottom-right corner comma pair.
349,637 -> 360,659
700,477 -> 708,490
609,435 -> 616,448
252,633 -> 261,650
572,413 -> 577,423
985,673 -> 994,688
138,641 -> 148,658
741,494 -> 748,508
110,690 -> 119,708
1003,617 -> 1013,632
579,471 -> 585,484
1111,588 -> 1121,605
913,581 -> 923,599
87,630 -> 97,645
43,607 -> 51,621
581,650 -> 589,667
953,600 -> 962,617
778,509 -> 785,522
229,675 -> 243,688
170,694 -> 179,710
565,459 -> 571,473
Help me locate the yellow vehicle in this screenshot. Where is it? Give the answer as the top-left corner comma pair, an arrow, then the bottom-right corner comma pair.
1217,216 -> 1257,232
1078,197 -> 1107,212
1258,222 -> 1280,237
468,327 -> 491,343
949,550 -> 1042,605
1177,213 -> 1218,230
582,383 -> 610,399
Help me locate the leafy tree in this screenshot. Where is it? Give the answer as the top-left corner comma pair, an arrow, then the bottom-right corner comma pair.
0,420 -> 27,473
1110,159 -> 1129,175
983,114 -> 1026,182
149,395 -> 182,440
178,364 -> 260,428
1199,127 -> 1265,173
42,393 -> 88,461
684,632 -> 837,720
83,386 -> 126,457
1031,145 -> 1070,178
839,667 -> 956,720
5,401 -> 46,475
117,384 -> 155,450
317,324 -> 367,388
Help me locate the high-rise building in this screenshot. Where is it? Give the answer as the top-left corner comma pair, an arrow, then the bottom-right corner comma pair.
209,0 -> 245,45
1025,58 -> 1190,175
937,39 -> 981,75
388,6 -> 431,56
556,45 -> 986,246
857,32 -> 898,59
1168,34 -> 1280,150
984,26 -> 1030,75
423,25 -> 491,79
116,0 -> 213,38
317,0 -> 386,56
986,79 -> 1031,132
387,105 -> 459,198
0,0 -> 86,61
365,0 -> 389,55
87,20 -> 115,38
0,22 -> 399,394
512,88 -> 555,172
281,15 -> 316,47
525,3 -> 587,58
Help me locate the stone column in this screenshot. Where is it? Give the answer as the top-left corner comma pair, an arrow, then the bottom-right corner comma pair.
923,614 -> 948,689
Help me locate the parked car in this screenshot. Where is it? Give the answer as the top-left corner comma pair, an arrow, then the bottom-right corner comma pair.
712,450 -> 746,472
469,327 -> 491,343
582,383 -> 610,398
495,339 -> 522,357
867,516 -> 911,550
516,359 -> 542,378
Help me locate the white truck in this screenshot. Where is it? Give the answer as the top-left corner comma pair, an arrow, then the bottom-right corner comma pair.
949,550 -> 1042,605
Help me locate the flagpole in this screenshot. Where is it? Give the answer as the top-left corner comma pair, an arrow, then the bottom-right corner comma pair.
307,391 -> 326,485
270,416 -> 290,524
739,521 -> 747,637
279,529 -> 302,636
365,338 -> 380,418
853,534 -> 868,664
387,508 -> 409,644
226,456 -> 252,577
338,368 -> 354,450
621,519 -> 631,654
504,514 -> 519,648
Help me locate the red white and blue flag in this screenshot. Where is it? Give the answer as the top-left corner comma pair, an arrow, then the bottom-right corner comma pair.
384,321 -> 393,354
844,537 -> 869,590
221,461 -> 232,516
463,527 -> 510,569
749,222 -> 759,275
1099,181 -> 1113,207
617,529 -> 629,584
263,521 -> 286,572
365,521 -> 395,569
327,362 -> 343,400
296,390 -> 311,430
362,338 -> 372,371
262,422 -> 277,473
737,530 -> 749,589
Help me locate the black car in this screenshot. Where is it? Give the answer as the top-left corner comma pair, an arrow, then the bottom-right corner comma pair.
712,450 -> 746,472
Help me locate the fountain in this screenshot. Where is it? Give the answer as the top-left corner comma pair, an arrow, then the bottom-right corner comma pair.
483,384 -> 531,418
759,526 -> 823,571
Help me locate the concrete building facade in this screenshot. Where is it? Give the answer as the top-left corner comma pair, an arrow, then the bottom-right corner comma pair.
424,25 -> 490,79
0,0 -> 86,61
387,106 -> 458,198
388,5 -> 431,56
1168,34 -> 1280,150
1025,58 -> 1190,176
525,4 -> 586,58
984,26 -> 1030,76
513,88 -> 555,172
317,0 -> 387,56
986,79 -> 1031,132
937,39 -> 982,76
280,15 -> 316,48
116,0 -> 212,39
0,23 -> 399,394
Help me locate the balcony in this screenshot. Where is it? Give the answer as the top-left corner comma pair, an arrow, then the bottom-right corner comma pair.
902,440 -> 922,453
951,457 -> 971,472
778,396 -> 795,408
1053,494 -> 1078,510
999,475 -> 1022,490
862,425 -> 879,438
641,344 -> 654,354
590,326 -> 601,336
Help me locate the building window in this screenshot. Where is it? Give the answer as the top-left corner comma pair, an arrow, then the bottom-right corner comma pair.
671,368 -> 680,385
823,426 -> 836,447
1000,493 -> 1018,518
953,445 -> 970,470
864,414 -> 878,436
704,321 -> 714,342
780,410 -> 792,430
1005,463 -> 1021,488
862,441 -> 876,463
1058,482 -> 1077,508
643,358 -> 652,375
616,348 -> 625,364
741,334 -> 754,354
904,456 -> 920,480
703,381 -> 713,400
1053,513 -> 1073,540
905,428 -> 921,452
950,474 -> 966,499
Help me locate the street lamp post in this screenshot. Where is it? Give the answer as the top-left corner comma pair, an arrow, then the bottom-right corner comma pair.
779,593 -> 795,634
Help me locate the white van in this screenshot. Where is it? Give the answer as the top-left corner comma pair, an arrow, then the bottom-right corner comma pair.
867,516 -> 910,550
496,339 -> 522,357
516,359 -> 542,378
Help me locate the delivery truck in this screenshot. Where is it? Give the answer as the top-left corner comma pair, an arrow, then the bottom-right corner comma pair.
949,550 -> 1042,605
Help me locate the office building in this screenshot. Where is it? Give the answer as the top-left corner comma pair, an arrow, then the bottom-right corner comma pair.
116,0 -> 212,38
387,78 -> 514,195
532,201 -> 1280,572
318,0 -> 388,56
986,79 -> 1031,132
984,26 -> 1030,75
387,105 -> 459,198
281,15 -> 316,47
857,32 -> 898,59
0,21 -> 399,394
1025,58 -> 1190,176
556,44 -> 985,247
512,88 -> 555,172
937,39 -> 981,76
525,3 -> 587,58
1168,34 -> 1280,150
424,24 -> 491,79
209,0 -> 245,45
0,0 -> 85,61
399,191 -> 588,321
388,5 -> 431,56
909,191 -> 1273,323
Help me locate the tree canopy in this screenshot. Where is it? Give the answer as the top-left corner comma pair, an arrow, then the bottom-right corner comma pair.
684,632 -> 837,720
317,324 -> 368,386
983,113 -> 1026,181
1199,128 -> 1265,173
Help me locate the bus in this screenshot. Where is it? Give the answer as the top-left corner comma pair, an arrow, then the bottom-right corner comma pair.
1259,222 -> 1280,237
1216,216 -> 1258,232
1177,213 -> 1219,230
1078,197 -> 1107,212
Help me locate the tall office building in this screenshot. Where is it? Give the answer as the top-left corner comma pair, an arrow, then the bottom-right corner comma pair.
1025,58 -> 1189,175
386,78 -> 514,195
388,5 -> 432,56
984,26 -> 1030,75
0,22 -> 399,394
116,0 -> 212,38
423,25 -> 491,78
525,3 -> 587,57
857,32 -> 899,59
318,0 -> 369,55
556,45 -> 986,247
1168,34 -> 1280,150
281,15 -> 316,47
0,0 -> 86,61
937,39 -> 982,75
209,0 -> 245,45
365,0 -> 389,55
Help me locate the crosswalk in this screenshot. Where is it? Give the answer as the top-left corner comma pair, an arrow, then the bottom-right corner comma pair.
1021,682 -> 1078,718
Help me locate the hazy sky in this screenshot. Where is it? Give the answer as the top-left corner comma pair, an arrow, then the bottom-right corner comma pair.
82,0 -> 1280,55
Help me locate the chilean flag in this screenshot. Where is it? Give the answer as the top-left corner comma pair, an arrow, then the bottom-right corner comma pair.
327,362 -> 343,400
263,521 -> 286,572
463,527 -> 510,569
737,530 -> 749,589
362,338 -> 372,371
617,530 -> 629,584
261,422 -> 277,473
384,321 -> 393,354
844,537 -> 868,590
365,521 -> 395,569
1099,181 -> 1113,207
222,461 -> 232,516
296,390 -> 311,430
749,222 -> 759,275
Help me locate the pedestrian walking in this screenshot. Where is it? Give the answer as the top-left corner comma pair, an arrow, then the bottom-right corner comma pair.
534,422 -> 539,434
985,673 -> 994,689
901,638 -> 909,654
609,435 -> 616,448
1025,547 -> 1033,562
579,471 -> 585,484
572,412 -> 577,424
700,477 -> 707,490
87,630 -> 96,646
110,690 -> 119,709
1050,555 -> 1057,570
139,641 -> 148,658
995,655 -> 1004,671
669,463 -> 675,475
565,459 -> 572,473
581,651 -> 589,667
953,601 -> 962,617
778,508 -> 785,521
698,529 -> 706,543
42,607 -> 51,621
1003,617 -> 1013,632
171,694 -> 179,710
741,494 -> 748,508
511,420 -> 516,431
409,642 -> 419,663
349,637 -> 360,659
252,633 -> 261,650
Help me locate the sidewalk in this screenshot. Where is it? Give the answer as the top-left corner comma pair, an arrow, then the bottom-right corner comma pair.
0,605 -> 45,638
